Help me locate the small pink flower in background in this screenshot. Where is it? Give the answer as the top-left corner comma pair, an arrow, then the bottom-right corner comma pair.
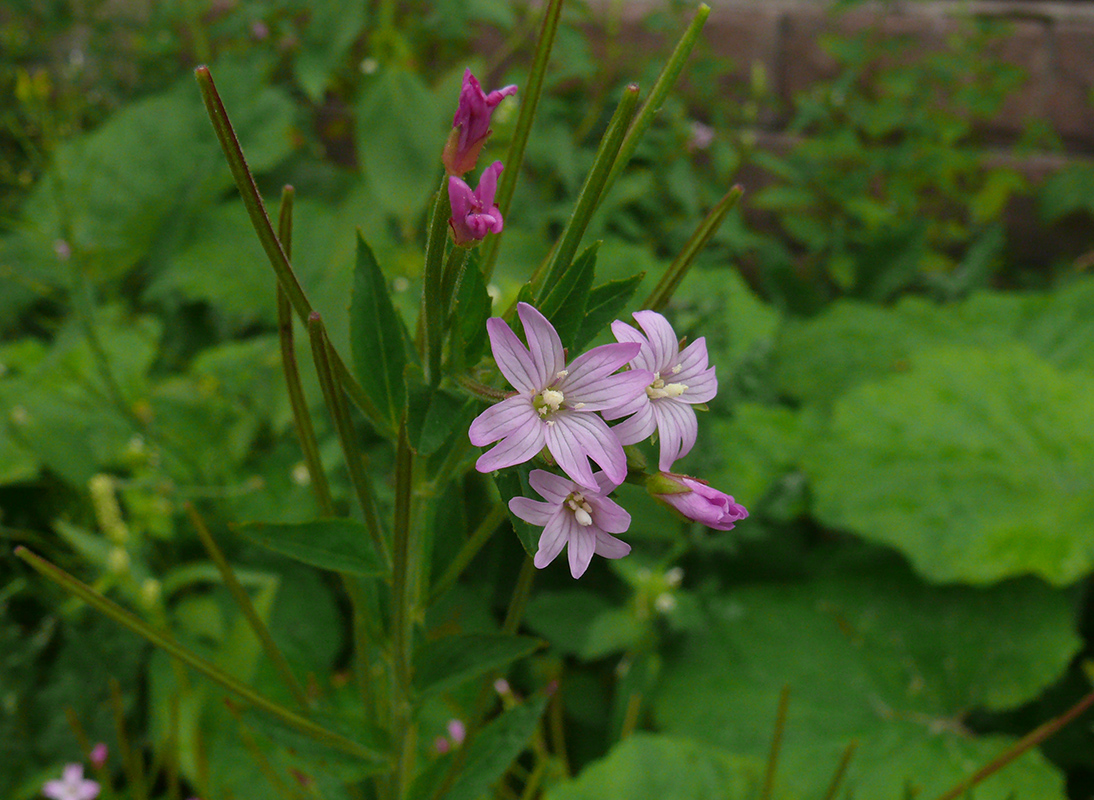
468,303 -> 651,490
42,764 -> 99,800
605,310 -> 717,471
449,161 -> 505,246
88,743 -> 107,769
446,719 -> 467,745
434,736 -> 451,754
443,69 -> 517,176
647,472 -> 748,531
510,469 -> 631,578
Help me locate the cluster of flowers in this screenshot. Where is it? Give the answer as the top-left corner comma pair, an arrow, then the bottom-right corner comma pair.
442,71 -> 745,578
469,303 -> 747,579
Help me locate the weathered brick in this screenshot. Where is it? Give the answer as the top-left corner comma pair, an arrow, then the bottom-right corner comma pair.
1046,22 -> 1094,147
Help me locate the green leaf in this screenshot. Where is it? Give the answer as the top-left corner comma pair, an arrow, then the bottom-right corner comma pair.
804,344 -> 1094,586
236,519 -> 385,577
492,464 -> 540,557
413,634 -> 543,697
445,695 -> 550,800
405,366 -> 476,457
452,249 -> 492,368
525,590 -> 641,660
356,68 -> 445,220
538,242 -> 598,349
654,553 -> 1078,799
571,272 -> 644,351
241,707 -> 389,778
546,734 -> 772,800
349,233 -> 411,432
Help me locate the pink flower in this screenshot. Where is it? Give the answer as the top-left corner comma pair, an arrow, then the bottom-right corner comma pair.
42,764 -> 100,800
449,161 -> 504,246
443,70 -> 517,176
469,303 -> 652,489
647,472 -> 748,531
604,311 -> 717,471
510,469 -> 632,578
88,743 -> 107,769
446,719 -> 467,745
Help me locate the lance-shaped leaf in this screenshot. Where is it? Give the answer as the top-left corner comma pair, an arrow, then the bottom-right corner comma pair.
237,519 -> 386,577
413,634 -> 544,697
241,707 -> 389,779
538,242 -> 598,350
493,463 -> 540,557
405,365 -> 478,457
349,233 -> 412,432
450,249 -> 492,370
572,272 -> 645,351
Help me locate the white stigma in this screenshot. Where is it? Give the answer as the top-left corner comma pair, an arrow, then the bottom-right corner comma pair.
646,371 -> 688,400
566,493 -> 594,526
536,388 -> 565,416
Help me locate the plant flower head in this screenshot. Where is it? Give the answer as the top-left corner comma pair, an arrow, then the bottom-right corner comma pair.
604,310 -> 717,471
449,161 -> 504,246
647,472 -> 748,531
510,469 -> 631,578
468,303 -> 652,490
443,69 -> 517,176
42,765 -> 100,800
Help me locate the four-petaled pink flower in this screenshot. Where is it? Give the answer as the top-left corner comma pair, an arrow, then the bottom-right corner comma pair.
647,472 -> 748,531
443,69 -> 518,176
604,310 -> 717,471
469,303 -> 652,490
510,469 -> 632,578
42,764 -> 100,800
449,161 -> 505,246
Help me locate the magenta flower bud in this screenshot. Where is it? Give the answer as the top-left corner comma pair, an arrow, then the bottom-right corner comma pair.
434,736 -> 451,754
647,472 -> 748,531
89,743 -> 108,769
449,161 -> 505,246
443,69 -> 517,176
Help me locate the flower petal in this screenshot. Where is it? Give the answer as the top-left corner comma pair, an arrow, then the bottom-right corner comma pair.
42,781 -> 66,800
608,400 -> 657,445
557,341 -> 642,402
680,366 -> 717,404
546,412 -> 628,487
653,400 -> 698,471
610,319 -> 657,373
589,495 -> 631,534
468,395 -> 537,446
534,511 -> 569,569
529,468 -> 576,504
509,496 -> 555,526
674,336 -> 711,378
487,317 -> 541,393
517,303 -> 565,388
600,384 -> 650,420
567,519 -> 596,578
633,310 -> 680,374
593,529 -> 631,559
475,419 -> 546,473
476,161 -> 503,207
566,368 -> 653,411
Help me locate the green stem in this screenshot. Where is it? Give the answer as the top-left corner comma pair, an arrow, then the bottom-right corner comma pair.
225,701 -> 307,800
15,547 -> 387,765
441,245 -> 471,320
457,374 -> 512,403
306,314 -> 390,568
820,740 -> 858,800
931,686 -> 1094,800
421,177 -> 452,385
502,556 -> 537,636
481,0 -> 566,281
602,4 -> 711,198
427,505 -> 506,604
194,66 -> 386,432
391,425 -> 416,798
531,84 -> 640,298
760,686 -> 790,800
186,504 -> 310,711
110,677 -> 148,800
641,185 -> 743,312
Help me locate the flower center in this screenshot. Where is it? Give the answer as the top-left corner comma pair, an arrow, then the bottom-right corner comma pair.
566,492 -> 594,527
534,388 -> 565,417
646,371 -> 688,400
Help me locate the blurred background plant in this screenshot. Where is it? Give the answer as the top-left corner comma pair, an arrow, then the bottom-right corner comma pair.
3,0 -> 1094,798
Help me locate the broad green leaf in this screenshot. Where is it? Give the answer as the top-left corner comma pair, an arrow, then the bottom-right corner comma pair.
546,734 -> 772,800
451,249 -> 492,369
413,634 -> 543,697
571,272 -> 644,352
405,366 -> 476,456
236,519 -> 385,577
525,590 -> 641,660
654,554 -> 1078,799
805,344 -> 1094,585
492,463 -> 540,557
357,68 -> 445,220
349,233 -> 412,432
241,708 -> 389,778
292,0 -> 367,101
538,242 -> 598,350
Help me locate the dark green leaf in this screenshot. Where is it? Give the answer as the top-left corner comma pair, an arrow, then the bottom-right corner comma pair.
572,272 -> 644,351
242,707 -> 390,778
445,695 -> 550,800
452,249 -> 492,369
405,365 -> 477,457
538,242 -> 598,349
350,232 -> 412,431
236,519 -> 385,577
492,464 -> 540,556
413,634 -> 543,697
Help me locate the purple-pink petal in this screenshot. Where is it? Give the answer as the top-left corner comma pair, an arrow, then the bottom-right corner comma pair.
593,529 -> 631,559
653,400 -> 698,471
468,395 -> 537,446
608,401 -> 657,445
568,522 -> 596,578
566,367 -> 653,411
534,511 -> 569,568
509,496 -> 555,527
609,320 -> 658,373
589,495 -> 631,534
633,310 -> 680,373
475,420 -> 546,473
557,342 -> 641,398
517,302 -> 565,389
486,318 -> 541,393
546,412 -> 628,488
674,337 -> 711,377
680,366 -> 718,404
529,468 -> 575,504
